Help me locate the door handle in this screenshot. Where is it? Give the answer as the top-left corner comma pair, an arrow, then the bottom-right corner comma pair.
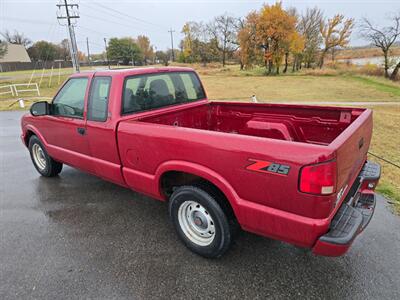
77,127 -> 86,135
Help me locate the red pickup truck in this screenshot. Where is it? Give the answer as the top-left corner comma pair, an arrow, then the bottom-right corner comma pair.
21,67 -> 380,258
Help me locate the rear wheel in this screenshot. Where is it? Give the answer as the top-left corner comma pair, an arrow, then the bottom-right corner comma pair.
29,135 -> 63,177
169,185 -> 234,258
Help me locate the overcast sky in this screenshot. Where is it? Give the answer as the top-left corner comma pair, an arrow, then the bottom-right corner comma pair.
1,0 -> 400,54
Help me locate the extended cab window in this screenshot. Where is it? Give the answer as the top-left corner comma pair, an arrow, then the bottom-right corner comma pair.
88,77 -> 111,122
53,77 -> 88,118
122,71 -> 205,114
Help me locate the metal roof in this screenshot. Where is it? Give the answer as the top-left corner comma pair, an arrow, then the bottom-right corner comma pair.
0,43 -> 31,63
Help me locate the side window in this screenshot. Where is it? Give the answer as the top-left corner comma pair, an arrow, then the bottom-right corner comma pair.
53,77 -> 88,118
123,77 -> 142,113
180,73 -> 200,100
88,77 -> 111,122
186,72 -> 206,99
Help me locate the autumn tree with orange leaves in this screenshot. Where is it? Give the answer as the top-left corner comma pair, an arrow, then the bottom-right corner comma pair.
136,35 -> 154,65
257,2 -> 298,74
288,31 -> 305,72
238,2 -> 302,74
319,14 -> 354,68
181,1 -> 356,75
237,12 -> 261,69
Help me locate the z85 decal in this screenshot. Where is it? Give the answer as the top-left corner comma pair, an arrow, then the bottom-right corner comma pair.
246,159 -> 290,176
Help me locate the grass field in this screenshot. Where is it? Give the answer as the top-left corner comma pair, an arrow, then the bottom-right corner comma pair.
1,64 -> 399,212
202,74 -> 400,102
368,105 -> 400,209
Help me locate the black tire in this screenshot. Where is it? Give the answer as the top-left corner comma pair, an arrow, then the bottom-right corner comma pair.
169,185 -> 234,258
28,135 -> 63,177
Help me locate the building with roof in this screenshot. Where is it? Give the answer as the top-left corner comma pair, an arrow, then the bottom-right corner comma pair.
0,43 -> 31,63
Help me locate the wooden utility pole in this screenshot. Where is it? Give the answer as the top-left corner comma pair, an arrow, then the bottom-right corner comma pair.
168,28 -> 175,62
86,37 -> 91,65
56,0 -> 80,72
104,38 -> 110,69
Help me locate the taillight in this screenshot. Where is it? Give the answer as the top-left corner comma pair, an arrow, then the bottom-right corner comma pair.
299,161 -> 337,195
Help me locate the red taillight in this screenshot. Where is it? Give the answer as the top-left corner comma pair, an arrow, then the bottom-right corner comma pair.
299,161 -> 337,195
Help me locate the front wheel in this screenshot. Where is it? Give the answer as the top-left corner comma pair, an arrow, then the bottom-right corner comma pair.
169,185 -> 234,258
29,135 -> 63,177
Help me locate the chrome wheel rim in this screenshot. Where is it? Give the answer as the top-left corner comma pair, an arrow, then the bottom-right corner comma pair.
32,143 -> 46,171
178,200 -> 215,246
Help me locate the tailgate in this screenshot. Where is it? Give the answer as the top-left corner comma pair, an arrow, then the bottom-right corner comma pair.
332,109 -> 373,204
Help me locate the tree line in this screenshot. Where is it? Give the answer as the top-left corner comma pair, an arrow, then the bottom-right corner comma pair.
0,30 -> 85,63
179,2 -> 354,74
0,30 -> 156,66
1,2 -> 400,80
177,2 -> 400,80
107,35 -> 154,65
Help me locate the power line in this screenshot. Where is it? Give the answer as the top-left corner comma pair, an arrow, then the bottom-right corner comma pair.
2,16 -> 53,25
95,2 -> 165,29
80,12 -> 161,35
80,3 -> 163,34
2,16 -> 105,41
77,40 -> 104,48
80,13 -> 137,31
79,25 -> 106,37
368,152 -> 400,169
57,0 -> 80,72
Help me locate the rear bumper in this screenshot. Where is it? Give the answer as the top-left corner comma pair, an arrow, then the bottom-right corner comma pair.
312,161 -> 381,256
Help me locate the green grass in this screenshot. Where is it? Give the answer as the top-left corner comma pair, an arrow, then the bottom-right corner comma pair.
202,74 -> 400,102
377,182 -> 400,208
0,68 -> 69,77
349,75 -> 400,98
0,66 -> 99,77
367,104 -> 400,213
0,74 -> 70,110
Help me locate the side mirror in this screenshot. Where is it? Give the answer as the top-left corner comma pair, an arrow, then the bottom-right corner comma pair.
30,101 -> 50,116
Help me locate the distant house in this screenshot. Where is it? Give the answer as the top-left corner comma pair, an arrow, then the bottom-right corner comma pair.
0,43 -> 31,63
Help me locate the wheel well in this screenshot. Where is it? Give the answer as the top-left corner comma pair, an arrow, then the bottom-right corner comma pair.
24,130 -> 35,146
160,171 -> 237,222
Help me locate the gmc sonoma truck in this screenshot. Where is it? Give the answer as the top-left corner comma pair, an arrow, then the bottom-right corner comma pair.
21,67 -> 381,258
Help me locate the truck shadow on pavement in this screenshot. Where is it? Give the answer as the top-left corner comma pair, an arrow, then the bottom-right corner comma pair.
18,166 -> 397,299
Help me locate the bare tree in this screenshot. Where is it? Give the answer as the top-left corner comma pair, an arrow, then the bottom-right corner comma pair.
319,15 -> 354,68
233,17 -> 246,70
298,7 -> 323,68
1,30 -> 31,47
208,14 -> 237,66
180,21 -> 219,65
58,39 -> 70,61
283,7 -> 299,73
360,14 -> 400,79
0,41 -> 7,58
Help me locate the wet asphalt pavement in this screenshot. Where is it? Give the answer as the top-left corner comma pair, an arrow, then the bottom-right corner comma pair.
1,110 -> 400,299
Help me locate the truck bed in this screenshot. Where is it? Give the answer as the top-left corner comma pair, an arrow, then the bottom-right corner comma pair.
137,102 -> 365,145
119,101 -> 372,214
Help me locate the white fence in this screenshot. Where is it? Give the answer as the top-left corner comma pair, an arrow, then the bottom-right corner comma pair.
0,83 -> 40,97
0,84 -> 15,96
13,83 -> 41,96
